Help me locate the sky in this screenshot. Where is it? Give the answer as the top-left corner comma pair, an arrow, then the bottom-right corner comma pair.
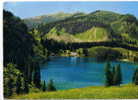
4,2 -> 138,19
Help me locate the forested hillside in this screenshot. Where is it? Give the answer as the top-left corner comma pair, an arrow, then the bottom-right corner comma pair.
3,10 -> 48,97
26,10 -> 138,45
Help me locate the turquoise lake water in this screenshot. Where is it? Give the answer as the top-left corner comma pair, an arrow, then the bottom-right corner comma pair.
40,56 -> 138,90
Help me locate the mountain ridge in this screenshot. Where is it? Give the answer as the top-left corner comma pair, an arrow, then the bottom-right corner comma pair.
27,10 -> 138,45
23,12 -> 86,28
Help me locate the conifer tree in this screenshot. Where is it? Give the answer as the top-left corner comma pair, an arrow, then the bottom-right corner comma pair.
132,68 -> 138,85
42,81 -> 46,91
112,66 -> 115,85
24,80 -> 29,93
47,80 -> 56,91
33,62 -> 41,88
114,64 -> 122,86
7,77 -> 14,96
104,63 -> 113,86
16,74 -> 22,94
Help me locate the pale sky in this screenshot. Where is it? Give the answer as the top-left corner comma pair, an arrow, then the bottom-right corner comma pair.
4,2 -> 138,19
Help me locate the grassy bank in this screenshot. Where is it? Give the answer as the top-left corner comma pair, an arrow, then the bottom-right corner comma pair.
11,84 -> 138,99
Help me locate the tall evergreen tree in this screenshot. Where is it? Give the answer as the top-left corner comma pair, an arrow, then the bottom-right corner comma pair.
114,64 -> 122,86
112,66 -> 116,85
33,62 -> 41,88
112,66 -> 115,75
132,68 -> 138,85
24,80 -> 29,93
7,77 -> 14,97
104,62 -> 113,86
47,80 -> 56,91
42,81 -> 46,91
16,74 -> 22,94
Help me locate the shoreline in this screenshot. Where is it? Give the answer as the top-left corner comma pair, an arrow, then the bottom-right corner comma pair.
50,54 -> 138,65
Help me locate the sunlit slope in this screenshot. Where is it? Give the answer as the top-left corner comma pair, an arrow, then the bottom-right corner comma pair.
46,27 -> 81,42
46,27 -> 111,42
75,27 -> 110,42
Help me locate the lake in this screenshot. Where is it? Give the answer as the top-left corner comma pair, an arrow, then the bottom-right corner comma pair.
40,56 -> 138,90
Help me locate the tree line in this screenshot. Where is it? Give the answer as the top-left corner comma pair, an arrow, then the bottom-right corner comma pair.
43,39 -> 138,53
104,62 -> 138,86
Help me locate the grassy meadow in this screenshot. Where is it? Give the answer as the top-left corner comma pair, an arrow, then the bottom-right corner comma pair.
11,84 -> 138,99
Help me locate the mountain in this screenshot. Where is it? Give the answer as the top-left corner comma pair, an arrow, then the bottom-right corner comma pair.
38,10 -> 137,43
24,12 -> 85,28
29,10 -> 138,45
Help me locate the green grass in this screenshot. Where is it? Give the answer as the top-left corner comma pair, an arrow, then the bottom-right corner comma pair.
11,84 -> 138,99
75,27 -> 110,42
46,27 -> 110,43
46,27 -> 82,43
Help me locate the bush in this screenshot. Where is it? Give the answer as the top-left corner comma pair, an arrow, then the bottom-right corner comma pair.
4,63 -> 25,97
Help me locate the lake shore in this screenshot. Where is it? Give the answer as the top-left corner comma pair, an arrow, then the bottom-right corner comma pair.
51,54 -> 138,65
